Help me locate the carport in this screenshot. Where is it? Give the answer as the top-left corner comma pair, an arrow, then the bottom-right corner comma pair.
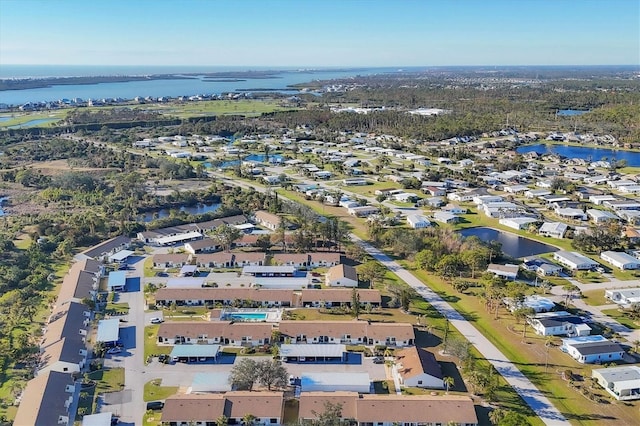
170,344 -> 221,363
280,344 -> 347,363
107,270 -> 126,292
96,318 -> 120,346
108,249 -> 135,264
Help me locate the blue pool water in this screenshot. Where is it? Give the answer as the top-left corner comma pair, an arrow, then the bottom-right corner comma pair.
228,313 -> 267,320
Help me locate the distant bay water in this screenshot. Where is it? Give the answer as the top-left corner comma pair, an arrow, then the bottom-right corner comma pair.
0,65 -> 398,106
516,143 -> 640,167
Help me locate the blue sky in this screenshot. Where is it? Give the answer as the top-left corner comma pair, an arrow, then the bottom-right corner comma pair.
0,0 -> 638,66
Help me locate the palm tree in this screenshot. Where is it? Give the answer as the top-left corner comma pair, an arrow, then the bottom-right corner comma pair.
443,376 -> 455,394
242,413 -> 257,426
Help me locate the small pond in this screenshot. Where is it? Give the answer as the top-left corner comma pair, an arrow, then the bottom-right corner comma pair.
138,202 -> 221,222
459,227 -> 558,258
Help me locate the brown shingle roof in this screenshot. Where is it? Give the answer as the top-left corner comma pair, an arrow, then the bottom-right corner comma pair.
233,252 -> 266,263
298,391 -> 357,419
153,253 -> 190,264
326,264 -> 358,282
158,321 -> 273,341
225,391 -> 284,418
395,346 -> 443,380
161,394 -> 225,422
155,288 -> 294,303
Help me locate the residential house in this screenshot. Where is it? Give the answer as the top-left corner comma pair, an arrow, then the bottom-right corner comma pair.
325,264 -> 358,287
278,321 -> 414,346
406,214 -> 431,229
433,211 -> 460,224
152,253 -> 191,268
80,235 -> 131,261
157,321 -> 273,346
154,288 -> 294,307
194,252 -> 235,268
553,251 -> 599,271
13,371 -> 76,426
273,253 -> 311,267
298,393 -> 478,426
395,346 -> 444,389
600,251 -> 640,270
587,209 -> 620,224
562,337 -> 625,364
487,263 -> 519,280
605,287 -> 640,305
161,392 -> 284,426
528,311 -> 591,337
254,210 -> 281,230
233,252 -> 266,266
184,238 -> 221,254
499,217 -> 538,230
308,252 -> 342,267
299,289 -> 381,308
592,365 -> 640,401
538,222 -> 568,239
348,205 -> 379,217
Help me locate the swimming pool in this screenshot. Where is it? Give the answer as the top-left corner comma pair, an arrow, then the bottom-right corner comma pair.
228,313 -> 267,321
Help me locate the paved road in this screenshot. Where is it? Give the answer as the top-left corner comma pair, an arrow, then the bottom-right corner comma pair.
353,235 -> 569,426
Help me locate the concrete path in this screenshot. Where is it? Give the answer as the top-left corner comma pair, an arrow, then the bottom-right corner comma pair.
353,235 -> 569,425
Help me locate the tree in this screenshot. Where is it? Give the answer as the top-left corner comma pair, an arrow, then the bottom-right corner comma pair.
443,376 -> 455,394
311,401 -> 351,426
256,233 -> 272,252
358,260 -> 387,289
351,288 -> 361,318
513,307 -> 535,340
216,415 -> 229,426
242,413 -> 257,426
256,359 -> 289,391
229,358 -> 259,390
211,224 -> 242,252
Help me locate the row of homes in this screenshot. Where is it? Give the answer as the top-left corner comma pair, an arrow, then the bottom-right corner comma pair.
154,288 -> 382,308
14,251 -> 113,424
137,214 -> 247,245
157,320 -> 415,347
160,392 -> 479,426
152,251 -> 342,269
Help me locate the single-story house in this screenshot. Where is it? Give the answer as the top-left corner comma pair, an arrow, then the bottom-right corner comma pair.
605,287 -> 640,305
587,209 -> 620,224
13,371 -> 76,426
348,206 -> 379,217
325,264 -> 358,287
395,346 -> 444,389
600,251 -> 640,270
152,253 -> 191,268
553,251 -> 599,271
528,311 -> 591,336
433,211 -> 460,224
194,252 -> 235,268
278,321 -> 414,347
562,336 -> 625,364
254,210 -> 281,230
154,288 -> 294,307
499,217 -> 538,231
592,365 -> 640,401
298,392 -> 478,426
538,222 -> 569,239
406,214 -> 431,229
184,238 -> 221,254
299,289 -> 382,308
308,253 -> 342,267
487,263 -> 519,280
161,392 -> 284,426
157,321 -> 273,346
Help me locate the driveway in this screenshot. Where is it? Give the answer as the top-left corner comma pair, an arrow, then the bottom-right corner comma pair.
352,235 -> 569,426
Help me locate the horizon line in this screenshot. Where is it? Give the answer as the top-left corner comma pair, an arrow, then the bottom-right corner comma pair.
2,63 -> 639,68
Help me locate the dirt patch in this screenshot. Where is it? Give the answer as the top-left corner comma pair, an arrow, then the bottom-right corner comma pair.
24,159 -> 120,176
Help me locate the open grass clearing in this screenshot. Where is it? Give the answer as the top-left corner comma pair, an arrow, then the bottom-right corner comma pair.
144,379 -> 179,402
581,289 -> 610,306
145,325 -> 173,358
601,309 -> 640,329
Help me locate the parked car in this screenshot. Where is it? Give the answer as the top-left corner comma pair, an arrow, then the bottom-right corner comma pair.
146,401 -> 164,410
106,347 -> 122,355
373,356 -> 385,364
150,317 -> 163,324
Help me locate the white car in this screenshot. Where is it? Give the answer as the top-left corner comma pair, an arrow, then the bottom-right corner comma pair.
150,317 -> 163,324
107,347 -> 122,355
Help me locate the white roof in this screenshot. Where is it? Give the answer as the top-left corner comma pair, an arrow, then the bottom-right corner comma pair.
96,319 -> 120,343
166,277 -> 206,289
156,231 -> 203,245
243,265 -> 296,274
234,223 -> 255,230
601,251 -> 640,265
254,277 -> 309,289
301,372 -> 370,392
107,271 -> 126,289
82,412 -> 113,426
170,345 -> 221,358
190,372 -> 232,392
280,344 -> 346,358
108,249 -> 135,262
555,251 -> 598,266
539,222 -> 568,233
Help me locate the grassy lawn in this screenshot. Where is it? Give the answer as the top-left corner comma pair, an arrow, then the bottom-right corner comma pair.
105,302 -> 130,315
341,181 -> 401,196
89,368 -> 125,394
144,379 -> 179,402
0,111 -> 67,128
405,266 -> 639,425
372,380 -> 392,394
75,384 -> 96,420
573,272 -> 606,284
145,325 -> 172,358
144,256 -> 157,278
581,290 -> 609,306
601,309 -> 640,329
610,269 -> 640,281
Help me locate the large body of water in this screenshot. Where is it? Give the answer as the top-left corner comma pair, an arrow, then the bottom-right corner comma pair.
459,227 -> 558,258
517,143 -> 640,167
0,65 -> 398,106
